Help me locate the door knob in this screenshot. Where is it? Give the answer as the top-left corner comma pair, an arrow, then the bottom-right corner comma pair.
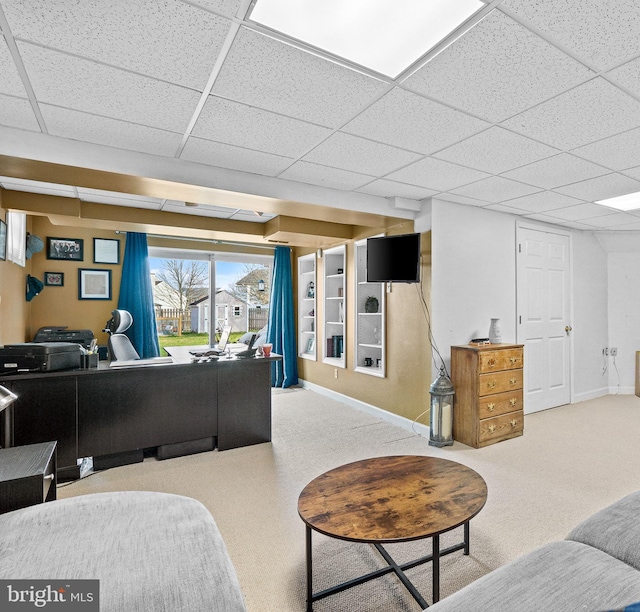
565,325 -> 573,334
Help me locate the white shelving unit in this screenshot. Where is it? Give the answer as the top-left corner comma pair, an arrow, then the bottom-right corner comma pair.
354,238 -> 385,377
297,253 -> 317,361
322,245 -> 346,368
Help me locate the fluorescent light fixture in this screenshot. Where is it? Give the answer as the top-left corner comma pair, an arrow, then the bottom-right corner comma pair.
250,0 -> 484,77
596,191 -> 640,211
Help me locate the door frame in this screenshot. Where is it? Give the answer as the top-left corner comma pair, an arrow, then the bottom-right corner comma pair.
516,221 -> 574,412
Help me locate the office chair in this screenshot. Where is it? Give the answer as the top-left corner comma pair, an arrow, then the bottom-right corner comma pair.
103,309 -> 140,361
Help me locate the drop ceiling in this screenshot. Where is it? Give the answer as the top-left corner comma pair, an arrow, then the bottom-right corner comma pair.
2,0 -> 640,243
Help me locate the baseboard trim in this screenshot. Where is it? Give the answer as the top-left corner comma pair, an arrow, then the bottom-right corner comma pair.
298,379 -> 431,438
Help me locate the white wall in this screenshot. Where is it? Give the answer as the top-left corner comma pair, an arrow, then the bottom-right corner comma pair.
431,198 -> 612,403
431,200 -> 517,372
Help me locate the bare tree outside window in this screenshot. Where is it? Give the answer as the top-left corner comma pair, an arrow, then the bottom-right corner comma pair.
154,259 -> 208,315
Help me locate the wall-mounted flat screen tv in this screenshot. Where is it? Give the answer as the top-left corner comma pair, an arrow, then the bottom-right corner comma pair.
366,233 -> 420,283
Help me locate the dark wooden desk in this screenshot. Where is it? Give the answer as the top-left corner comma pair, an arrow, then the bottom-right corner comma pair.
1,355 -> 279,479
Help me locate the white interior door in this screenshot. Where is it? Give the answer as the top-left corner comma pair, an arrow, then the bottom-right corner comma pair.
517,226 -> 571,414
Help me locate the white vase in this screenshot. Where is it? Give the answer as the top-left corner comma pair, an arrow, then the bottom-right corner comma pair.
489,318 -> 502,344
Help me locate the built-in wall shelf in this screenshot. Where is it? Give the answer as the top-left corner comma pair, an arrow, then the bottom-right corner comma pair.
354,238 -> 385,377
297,253 -> 316,361
323,245 -> 346,368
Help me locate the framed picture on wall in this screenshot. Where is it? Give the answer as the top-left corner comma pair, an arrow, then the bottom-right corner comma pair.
0,219 -> 6,261
93,238 -> 120,264
78,268 -> 111,300
47,237 -> 84,261
44,271 -> 64,287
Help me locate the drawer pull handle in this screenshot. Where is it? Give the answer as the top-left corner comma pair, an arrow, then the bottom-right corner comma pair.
487,380 -> 496,390
44,474 -> 55,481
487,403 -> 496,412
488,424 -> 497,433
510,357 -> 518,364
510,419 -> 518,428
510,397 -> 518,407
487,358 -> 497,367
509,378 -> 517,386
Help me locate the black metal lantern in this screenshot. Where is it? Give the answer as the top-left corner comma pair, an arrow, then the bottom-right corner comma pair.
429,366 -> 454,447
258,279 -> 265,292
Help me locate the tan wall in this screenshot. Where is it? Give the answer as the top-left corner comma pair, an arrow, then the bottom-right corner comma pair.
0,196 -> 32,344
21,217 -> 122,346
295,226 -> 434,425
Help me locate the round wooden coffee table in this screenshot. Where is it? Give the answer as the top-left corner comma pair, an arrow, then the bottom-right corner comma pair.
298,455 -> 488,610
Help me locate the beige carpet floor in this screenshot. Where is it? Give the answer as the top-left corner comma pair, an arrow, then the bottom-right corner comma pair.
58,389 -> 640,612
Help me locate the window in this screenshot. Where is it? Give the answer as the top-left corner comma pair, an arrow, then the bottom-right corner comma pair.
233,305 -> 242,317
6,211 -> 26,266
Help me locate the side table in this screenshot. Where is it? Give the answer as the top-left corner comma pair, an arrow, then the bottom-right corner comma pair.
0,441 -> 57,514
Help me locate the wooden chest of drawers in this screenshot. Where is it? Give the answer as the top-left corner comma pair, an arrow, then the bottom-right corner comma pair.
451,343 -> 524,448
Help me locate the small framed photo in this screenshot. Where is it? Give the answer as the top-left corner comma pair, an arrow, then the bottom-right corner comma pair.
93,238 -> 120,264
0,219 -> 6,261
78,268 -> 112,300
306,337 -> 315,353
44,272 -> 64,287
47,237 -> 84,261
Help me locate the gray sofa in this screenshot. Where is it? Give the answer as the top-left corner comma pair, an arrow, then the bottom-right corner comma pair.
429,490 -> 640,612
0,491 -> 246,611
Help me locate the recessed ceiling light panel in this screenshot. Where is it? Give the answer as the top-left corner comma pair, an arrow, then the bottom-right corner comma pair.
596,191 -> 640,211
249,0 -> 484,77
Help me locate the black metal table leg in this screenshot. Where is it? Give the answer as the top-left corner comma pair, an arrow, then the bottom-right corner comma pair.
464,520 -> 470,555
306,525 -> 313,612
432,533 -> 440,603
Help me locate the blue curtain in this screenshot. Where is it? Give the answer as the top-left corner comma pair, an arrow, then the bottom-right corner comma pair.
117,232 -> 160,358
267,246 -> 298,388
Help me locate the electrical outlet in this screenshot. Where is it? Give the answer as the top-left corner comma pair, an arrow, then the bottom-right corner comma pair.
603,347 -> 609,356
611,347 -> 618,357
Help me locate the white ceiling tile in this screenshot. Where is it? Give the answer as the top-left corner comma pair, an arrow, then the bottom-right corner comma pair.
181,136 -> 295,176
0,93 -> 40,131
3,0 -> 232,90
541,202 -> 617,221
523,213 -> 595,229
571,127 -> 640,171
577,212 -> 640,228
192,96 -> 332,158
501,0 -> 640,71
211,27 -> 389,128
302,132 -> 422,176
402,9 -> 593,122
621,166 -> 640,182
502,153 -> 609,189
434,126 -> 558,174
450,176 -> 540,203
279,161 -> 374,191
437,194 -> 488,208
356,179 -> 437,200
18,43 -> 200,132
502,78 -> 640,150
500,191 -> 584,213
77,188 -> 163,208
180,0 -> 243,19
607,56 -> 640,102
228,209 -> 275,222
555,172 -> 640,201
386,156 -> 490,191
342,87 -> 489,154
0,38 -> 28,96
41,105 -> 183,156
0,176 -> 75,197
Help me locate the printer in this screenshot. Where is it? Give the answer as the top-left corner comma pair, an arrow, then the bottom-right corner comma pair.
33,326 -> 95,349
0,342 -> 83,373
